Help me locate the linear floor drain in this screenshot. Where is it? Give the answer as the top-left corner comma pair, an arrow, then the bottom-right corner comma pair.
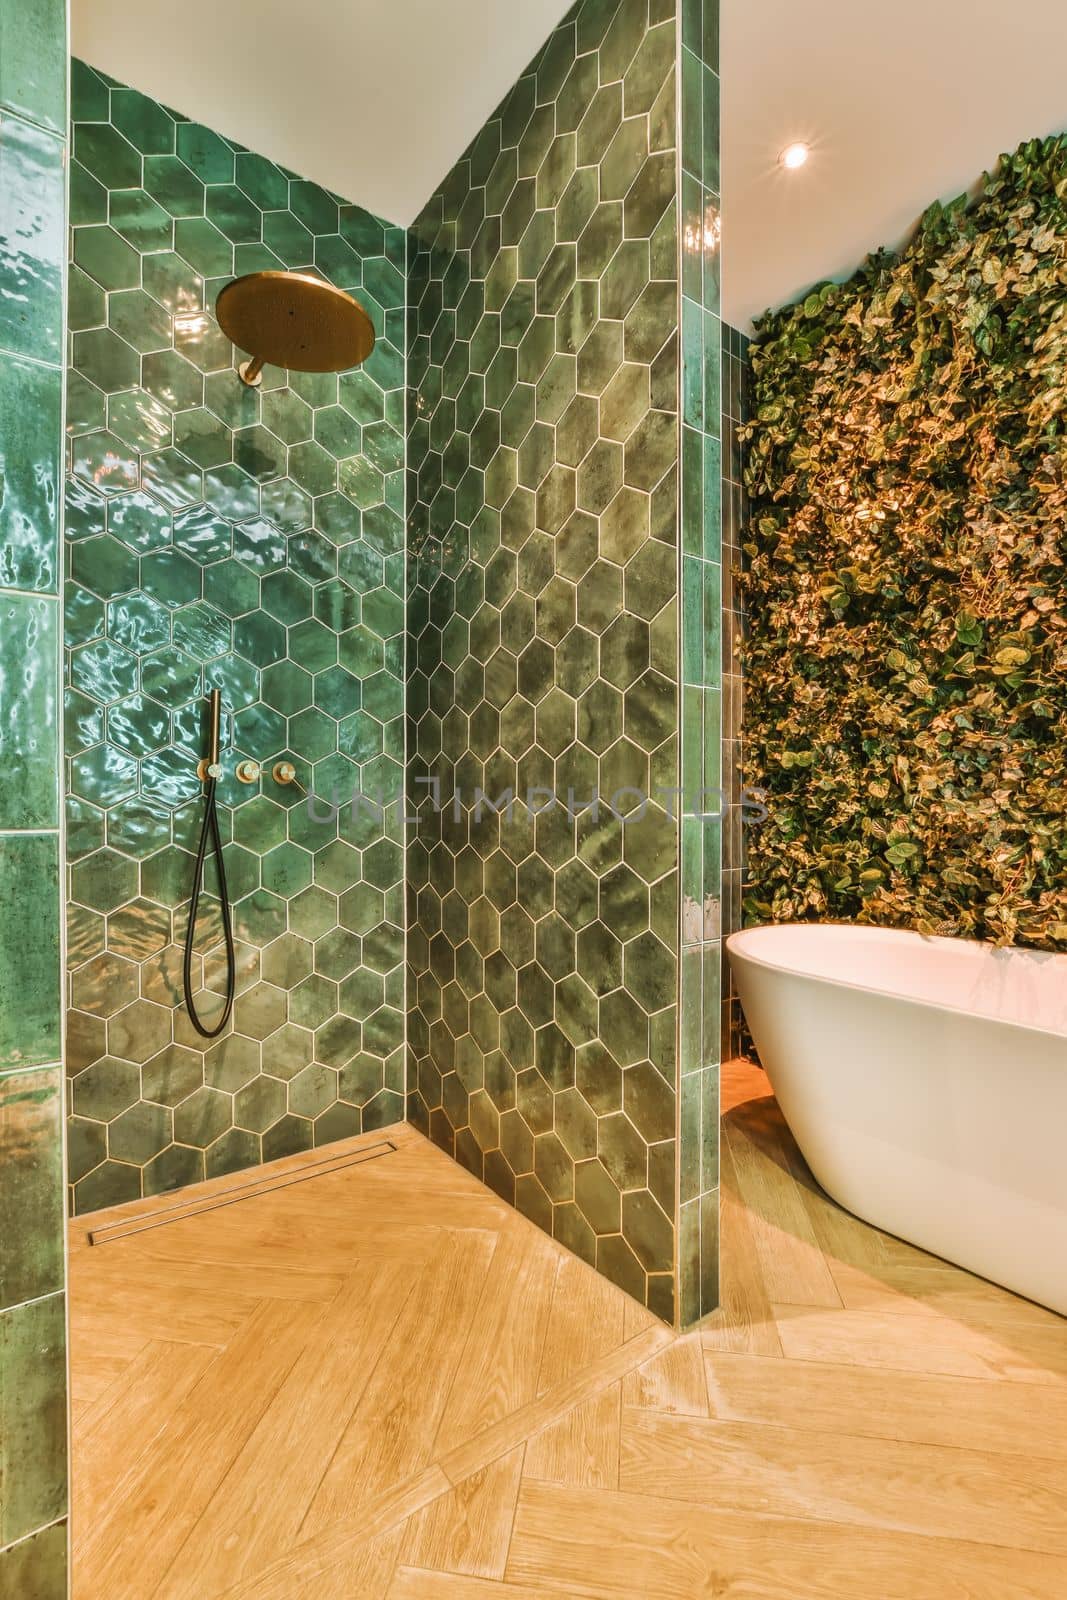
87,1139 -> 397,1246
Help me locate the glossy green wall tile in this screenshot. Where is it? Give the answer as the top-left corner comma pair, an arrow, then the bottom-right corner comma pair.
0,354 -> 63,591
0,0 -> 68,1580
0,1519 -> 68,1598
0,112 -> 65,362
0,595 -> 59,825
0,0 -> 66,134
0,835 -> 61,1069
0,1292 -> 68,1546
0,1068 -> 64,1309
65,63 -> 407,1212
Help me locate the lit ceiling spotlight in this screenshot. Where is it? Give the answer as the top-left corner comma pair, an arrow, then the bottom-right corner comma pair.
779,141 -> 811,171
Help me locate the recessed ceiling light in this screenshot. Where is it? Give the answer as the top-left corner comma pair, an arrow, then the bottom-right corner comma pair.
779,142 -> 811,171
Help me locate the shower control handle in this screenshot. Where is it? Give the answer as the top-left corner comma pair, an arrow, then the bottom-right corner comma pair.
235,760 -> 261,784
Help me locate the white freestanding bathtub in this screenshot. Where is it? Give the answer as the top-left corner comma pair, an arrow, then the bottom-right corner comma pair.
727,923 -> 1067,1317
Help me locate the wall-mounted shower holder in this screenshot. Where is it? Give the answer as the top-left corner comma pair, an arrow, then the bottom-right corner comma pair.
196,759 -> 224,783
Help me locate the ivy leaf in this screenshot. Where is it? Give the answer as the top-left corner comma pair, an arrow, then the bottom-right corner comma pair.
955,612 -> 984,646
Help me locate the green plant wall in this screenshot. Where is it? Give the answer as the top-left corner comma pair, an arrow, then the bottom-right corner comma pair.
742,134 -> 1067,949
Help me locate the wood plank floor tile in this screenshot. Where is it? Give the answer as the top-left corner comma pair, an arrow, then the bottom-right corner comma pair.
284,1525 -> 407,1600
67,1323 -> 150,1410
212,1467 -> 452,1600
523,1384 -> 621,1490
389,1570 -> 589,1600
723,1099 -> 843,1309
401,1447 -> 525,1579
537,1254 -> 627,1394
106,1199 -> 446,1273
618,1406 -> 1067,1553
704,1350 -> 1067,1459
796,1164 -> 935,1276
301,1228 -> 498,1533
438,1323 -> 672,1487
699,1136 -> 785,1358
74,1297 -> 326,1599
506,1480 -> 1067,1600
771,1302 -> 1067,1383
214,1465 -> 454,1600
68,1278 -> 260,1348
157,1262 -> 417,1598
78,1245 -> 345,1305
621,1332 -> 708,1416
434,1227 -> 559,1452
828,1257 -> 1067,1332
72,1340 -> 216,1537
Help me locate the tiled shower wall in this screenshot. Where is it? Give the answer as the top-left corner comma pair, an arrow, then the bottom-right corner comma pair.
676,0 -> 721,1323
64,60 -> 407,1213
720,321 -> 747,1056
0,0 -> 70,1590
407,0 -> 685,1321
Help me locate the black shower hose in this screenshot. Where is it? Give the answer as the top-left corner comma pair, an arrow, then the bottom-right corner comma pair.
182,772 -> 237,1038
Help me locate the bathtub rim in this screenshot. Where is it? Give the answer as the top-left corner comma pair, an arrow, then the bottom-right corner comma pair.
726,920 -> 1067,1046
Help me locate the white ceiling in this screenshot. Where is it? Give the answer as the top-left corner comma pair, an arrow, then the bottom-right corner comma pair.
72,0 -> 573,228
75,1 -> 1067,328
722,0 -> 1067,330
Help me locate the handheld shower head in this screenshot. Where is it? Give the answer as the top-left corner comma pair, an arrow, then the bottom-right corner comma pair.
208,686 -> 222,769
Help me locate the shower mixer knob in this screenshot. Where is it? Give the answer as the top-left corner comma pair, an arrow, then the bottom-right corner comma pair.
235,760 -> 262,784
273,761 -> 298,785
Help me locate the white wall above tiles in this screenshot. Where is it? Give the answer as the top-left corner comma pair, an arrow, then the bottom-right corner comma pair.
75,2 -> 1067,327
723,0 -> 1067,328
72,0 -> 574,226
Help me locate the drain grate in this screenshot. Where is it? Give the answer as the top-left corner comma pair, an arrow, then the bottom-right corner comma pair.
87,1139 -> 397,1246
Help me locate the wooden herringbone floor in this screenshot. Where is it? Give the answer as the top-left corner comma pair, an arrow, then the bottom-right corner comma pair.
70,1061 -> 1067,1599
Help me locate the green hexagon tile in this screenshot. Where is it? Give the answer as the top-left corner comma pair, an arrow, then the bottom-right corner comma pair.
64,58 -> 407,1214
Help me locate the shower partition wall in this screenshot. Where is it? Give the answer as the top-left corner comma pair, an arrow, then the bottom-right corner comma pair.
676,0 -> 723,1323
406,0 -> 723,1325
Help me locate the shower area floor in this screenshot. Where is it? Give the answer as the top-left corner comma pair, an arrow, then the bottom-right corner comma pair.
70,1070 -> 1067,1599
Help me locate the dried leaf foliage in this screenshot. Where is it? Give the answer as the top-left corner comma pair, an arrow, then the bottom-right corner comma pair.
741,135 -> 1067,946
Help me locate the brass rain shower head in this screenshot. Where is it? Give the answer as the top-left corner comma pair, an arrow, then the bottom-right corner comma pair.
216,270 -> 375,387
